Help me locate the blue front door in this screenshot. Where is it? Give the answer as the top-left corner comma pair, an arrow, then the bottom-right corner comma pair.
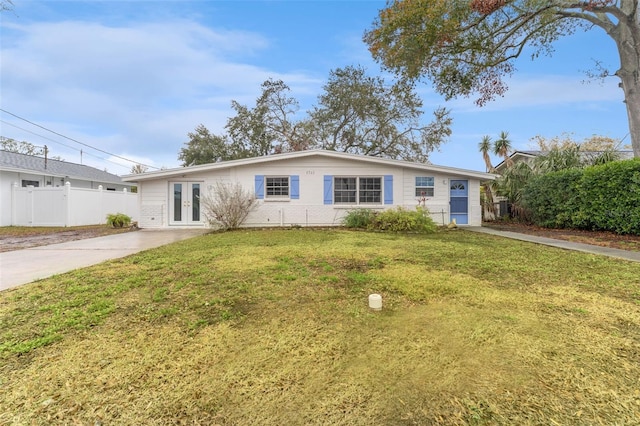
450,180 -> 468,225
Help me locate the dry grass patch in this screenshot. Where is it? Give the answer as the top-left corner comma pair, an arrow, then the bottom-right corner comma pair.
1,229 -> 639,425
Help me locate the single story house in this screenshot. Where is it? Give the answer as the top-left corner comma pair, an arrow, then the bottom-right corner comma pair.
1,150 -> 136,226
123,150 -> 496,228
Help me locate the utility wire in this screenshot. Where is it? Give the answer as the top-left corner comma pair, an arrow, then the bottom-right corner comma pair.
1,120 -> 140,173
0,108 -> 159,170
1,120 -> 84,153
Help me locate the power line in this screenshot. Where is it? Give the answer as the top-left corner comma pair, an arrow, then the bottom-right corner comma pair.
1,119 -> 83,153
0,108 -> 159,170
1,120 -> 141,172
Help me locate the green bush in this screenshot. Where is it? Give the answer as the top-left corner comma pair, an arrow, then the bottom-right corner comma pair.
522,168 -> 583,229
106,213 -> 132,228
520,159 -> 640,235
573,159 -> 640,234
342,209 -> 376,228
368,207 -> 437,233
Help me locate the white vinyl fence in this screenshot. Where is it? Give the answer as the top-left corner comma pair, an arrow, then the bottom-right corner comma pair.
11,182 -> 139,227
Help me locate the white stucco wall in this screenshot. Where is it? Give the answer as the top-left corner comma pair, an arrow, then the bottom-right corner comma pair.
135,155 -> 486,229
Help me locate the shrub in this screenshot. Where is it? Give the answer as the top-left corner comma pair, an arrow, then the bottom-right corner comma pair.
574,159 -> 640,234
521,168 -> 583,229
520,158 -> 640,235
368,207 -> 437,233
106,213 -> 132,228
342,209 -> 376,228
201,181 -> 257,230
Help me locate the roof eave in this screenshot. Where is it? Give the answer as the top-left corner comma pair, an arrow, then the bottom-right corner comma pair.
122,150 -> 496,182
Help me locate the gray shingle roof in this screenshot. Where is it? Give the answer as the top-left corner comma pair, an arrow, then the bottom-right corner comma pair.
0,150 -> 126,184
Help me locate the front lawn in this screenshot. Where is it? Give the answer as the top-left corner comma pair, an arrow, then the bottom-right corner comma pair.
1,229 -> 639,425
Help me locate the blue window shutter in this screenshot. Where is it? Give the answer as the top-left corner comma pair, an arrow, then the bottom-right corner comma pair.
255,175 -> 264,199
323,175 -> 333,205
290,175 -> 299,199
384,175 -> 393,204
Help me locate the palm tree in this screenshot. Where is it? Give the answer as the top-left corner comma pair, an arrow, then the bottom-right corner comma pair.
478,135 -> 495,173
493,131 -> 513,167
478,135 -> 497,220
493,161 -> 534,220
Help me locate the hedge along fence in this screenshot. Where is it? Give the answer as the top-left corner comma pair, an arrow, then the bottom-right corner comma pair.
522,159 -> 640,235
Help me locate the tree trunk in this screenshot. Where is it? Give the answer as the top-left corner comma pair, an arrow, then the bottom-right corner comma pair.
614,2 -> 640,157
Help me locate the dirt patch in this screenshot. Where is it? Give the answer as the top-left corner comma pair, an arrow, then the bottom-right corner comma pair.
0,225 -> 138,252
484,222 -> 640,252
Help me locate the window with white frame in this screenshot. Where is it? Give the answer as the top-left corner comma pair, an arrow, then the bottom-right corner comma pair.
334,176 -> 381,204
415,176 -> 434,197
265,176 -> 289,198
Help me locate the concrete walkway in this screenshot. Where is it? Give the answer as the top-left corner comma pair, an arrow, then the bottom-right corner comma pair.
0,229 -> 207,292
465,226 -> 640,263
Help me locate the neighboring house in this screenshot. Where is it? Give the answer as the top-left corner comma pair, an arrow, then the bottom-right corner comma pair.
123,149 -> 496,229
494,150 -> 635,174
1,150 -> 136,226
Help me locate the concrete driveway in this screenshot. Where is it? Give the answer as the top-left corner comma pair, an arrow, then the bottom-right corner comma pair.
0,229 -> 207,292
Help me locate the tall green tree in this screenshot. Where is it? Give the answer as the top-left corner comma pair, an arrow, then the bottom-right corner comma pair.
178,124 -> 233,166
226,79 -> 310,158
179,68 -> 452,165
364,0 -> 640,159
308,65 -> 451,162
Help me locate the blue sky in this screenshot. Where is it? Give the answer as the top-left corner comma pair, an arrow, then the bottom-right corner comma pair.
0,0 -> 628,175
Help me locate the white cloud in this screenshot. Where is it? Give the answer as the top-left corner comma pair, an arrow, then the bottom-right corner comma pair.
1,18 -> 321,168
447,74 -> 622,113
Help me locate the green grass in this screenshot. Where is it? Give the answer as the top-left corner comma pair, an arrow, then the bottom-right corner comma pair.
1,229 -> 639,425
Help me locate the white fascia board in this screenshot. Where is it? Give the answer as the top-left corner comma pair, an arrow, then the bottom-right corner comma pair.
122,149 -> 497,182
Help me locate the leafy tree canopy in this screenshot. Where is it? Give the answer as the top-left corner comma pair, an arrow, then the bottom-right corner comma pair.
309,65 -> 451,163
529,133 -> 629,152
1,137 -> 45,155
130,164 -> 149,174
178,125 -> 234,166
364,0 -> 640,158
178,67 -> 452,166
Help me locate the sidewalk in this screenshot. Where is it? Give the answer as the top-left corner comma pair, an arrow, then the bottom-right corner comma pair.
0,229 -> 207,292
465,226 -> 640,263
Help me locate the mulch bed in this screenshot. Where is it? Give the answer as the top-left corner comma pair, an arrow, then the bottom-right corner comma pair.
483,222 -> 640,252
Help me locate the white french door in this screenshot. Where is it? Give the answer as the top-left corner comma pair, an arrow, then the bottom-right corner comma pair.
170,182 -> 203,225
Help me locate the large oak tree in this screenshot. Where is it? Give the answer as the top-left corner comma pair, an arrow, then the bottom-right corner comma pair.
364,0 -> 640,158
308,65 -> 451,163
179,67 -> 452,165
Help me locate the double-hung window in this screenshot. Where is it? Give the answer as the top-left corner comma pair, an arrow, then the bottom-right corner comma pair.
333,176 -> 381,205
415,177 -> 434,197
255,175 -> 299,200
266,176 -> 289,198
